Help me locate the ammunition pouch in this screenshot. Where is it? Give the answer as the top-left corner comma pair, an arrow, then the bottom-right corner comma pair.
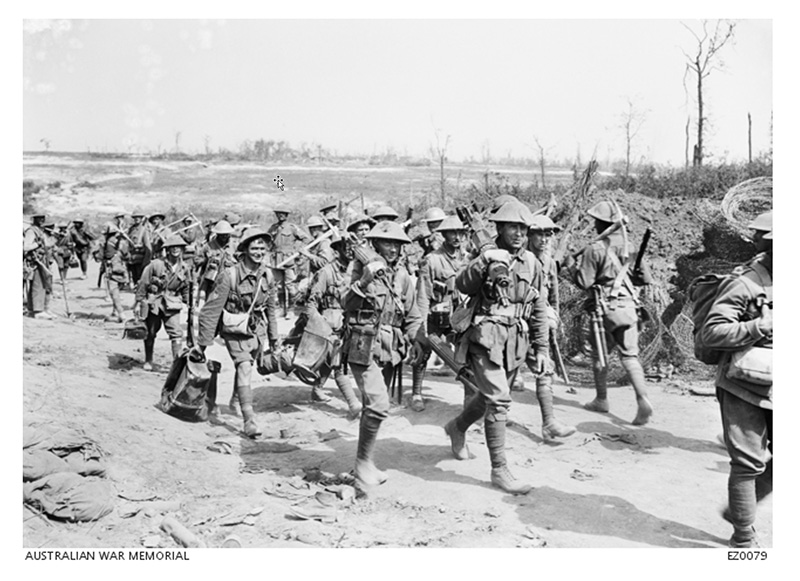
600,295 -> 638,332
163,293 -> 184,312
347,325 -> 376,366
129,247 -> 146,264
293,310 -> 334,376
349,309 -> 378,326
727,346 -> 772,386
110,253 -> 127,277
428,311 -> 452,332
379,309 -> 404,327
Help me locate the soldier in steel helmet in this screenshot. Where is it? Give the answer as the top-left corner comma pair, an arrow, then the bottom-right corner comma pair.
127,209 -> 152,287
319,201 -> 340,228
52,222 -> 76,283
703,211 -> 773,548
304,231 -> 363,415
415,207 -> 447,256
267,206 -> 311,313
304,215 -> 336,275
194,227 -> 279,438
442,200 -> 549,495
23,214 -> 56,319
134,235 -> 193,371
563,200 -> 654,425
525,213 -> 576,441
99,223 -> 132,323
347,214 -> 376,246
195,219 -> 238,304
411,215 -> 469,412
370,205 -> 400,223
343,221 -> 424,495
147,212 -> 167,258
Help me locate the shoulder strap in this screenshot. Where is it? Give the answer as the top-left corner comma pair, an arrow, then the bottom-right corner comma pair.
603,240 -> 632,300
743,260 -> 773,303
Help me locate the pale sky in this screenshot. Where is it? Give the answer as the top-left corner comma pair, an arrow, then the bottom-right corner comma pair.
22,18 -> 772,166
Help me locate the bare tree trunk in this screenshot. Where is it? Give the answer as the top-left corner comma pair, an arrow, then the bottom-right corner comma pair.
694,63 -> 703,167
748,112 -> 752,163
685,117 -> 690,169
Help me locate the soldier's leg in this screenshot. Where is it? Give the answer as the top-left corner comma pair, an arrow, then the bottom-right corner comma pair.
718,388 -> 771,548
349,360 -> 390,495
143,312 -> 162,371
311,367 -> 333,403
472,359 -> 531,494
584,326 -> 610,413
410,343 -> 432,412
79,250 -> 89,278
334,366 -> 362,419
614,324 -> 653,425
537,370 -> 576,441
226,336 -> 261,438
163,312 -> 184,360
29,269 -> 46,315
107,280 -> 124,322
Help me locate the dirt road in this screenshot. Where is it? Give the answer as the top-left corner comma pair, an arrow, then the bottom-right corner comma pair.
22,260 -> 772,550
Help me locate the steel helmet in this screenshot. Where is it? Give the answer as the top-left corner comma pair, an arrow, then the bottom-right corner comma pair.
148,212 -> 166,222
586,201 -> 618,223
307,215 -> 325,229
237,227 -> 272,251
491,194 -> 519,214
488,201 -> 534,226
320,202 -> 338,214
212,220 -> 235,235
223,211 -> 241,226
370,205 -> 400,220
528,214 -> 559,231
423,207 -> 447,223
162,234 -> 187,248
435,216 -> 466,232
763,230 -> 773,240
131,208 -> 145,218
329,231 -> 347,249
366,221 -> 411,243
273,205 -> 291,215
748,210 -> 773,232
346,214 -> 376,232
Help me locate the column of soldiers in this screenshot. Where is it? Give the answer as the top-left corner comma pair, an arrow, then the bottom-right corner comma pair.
24,197 -> 772,547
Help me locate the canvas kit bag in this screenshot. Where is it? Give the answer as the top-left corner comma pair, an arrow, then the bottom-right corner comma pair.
160,350 -> 221,422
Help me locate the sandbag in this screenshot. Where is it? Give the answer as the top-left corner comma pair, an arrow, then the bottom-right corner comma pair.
23,449 -> 69,482
24,472 -> 115,522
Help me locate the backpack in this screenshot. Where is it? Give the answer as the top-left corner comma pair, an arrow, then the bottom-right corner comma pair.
159,350 -> 222,422
688,257 -> 771,365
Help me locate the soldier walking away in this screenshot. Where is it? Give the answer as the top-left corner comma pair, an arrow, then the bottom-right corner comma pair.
442,201 -> 549,495
68,219 -> 95,279
563,200 -> 654,425
304,232 -> 363,416
193,228 -> 279,438
526,214 -> 576,441
134,235 -> 193,371
267,206 -> 311,313
702,212 -> 773,548
343,221 -> 424,495
23,214 -> 56,319
127,209 -> 152,287
411,215 -> 469,412
99,223 -> 132,323
53,222 -> 76,283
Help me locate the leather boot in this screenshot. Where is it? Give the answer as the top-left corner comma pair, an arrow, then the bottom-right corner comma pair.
237,384 -> 261,438
410,365 -> 425,412
620,357 -> 653,425
584,364 -> 610,413
335,373 -> 362,419
228,392 -> 240,416
354,413 -> 385,496
510,375 -> 525,392
444,419 -> 471,460
143,340 -> 155,371
486,411 -> 532,495
311,382 -> 332,403
537,375 -> 576,441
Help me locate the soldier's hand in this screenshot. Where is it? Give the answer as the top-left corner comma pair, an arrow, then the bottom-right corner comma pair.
562,253 -> 576,270
360,261 -> 385,286
757,302 -> 773,336
409,341 -> 428,367
527,352 -> 547,375
482,248 -> 510,264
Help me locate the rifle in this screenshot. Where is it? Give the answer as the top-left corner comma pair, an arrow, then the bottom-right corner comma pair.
58,270 -> 72,318
275,229 -> 335,269
590,286 -> 609,369
549,328 -> 569,384
634,228 -> 652,273
187,275 -> 195,348
554,215 -> 629,267
427,334 -> 480,394
401,207 -> 414,231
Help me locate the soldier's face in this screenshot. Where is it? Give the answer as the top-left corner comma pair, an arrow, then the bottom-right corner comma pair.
309,226 -> 323,239
133,217 -> 143,224
428,220 -> 443,232
275,212 -> 288,223
168,246 -> 183,258
374,239 -> 401,263
443,230 -> 462,248
499,222 -> 528,250
354,223 -> 370,240
216,233 -> 230,245
528,230 -> 552,252
752,230 -> 771,253
246,239 -> 268,263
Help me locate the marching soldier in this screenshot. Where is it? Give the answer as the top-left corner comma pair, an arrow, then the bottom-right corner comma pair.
347,214 -> 376,246
194,228 -> 280,438
343,221 -> 424,495
370,205 -> 399,223
134,235 -> 192,371
195,219 -> 238,303
267,206 -> 311,312
179,216 -> 201,263
442,200 -> 548,495
304,215 -> 336,275
416,207 -> 446,257
147,212 -> 167,258
411,215 -> 469,412
304,232 -> 363,416
319,202 -> 340,227
68,219 -> 95,279
223,211 -> 244,240
703,212 -> 773,548
526,214 -> 576,441
99,224 -> 131,323
23,214 -> 55,319
563,200 -> 654,426
127,209 -> 151,287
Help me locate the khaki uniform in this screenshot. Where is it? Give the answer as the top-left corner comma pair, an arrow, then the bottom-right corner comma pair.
195,236 -> 237,297
127,222 -> 152,286
53,229 -> 76,281
23,225 -> 53,314
267,221 -> 311,309
68,224 -> 95,276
